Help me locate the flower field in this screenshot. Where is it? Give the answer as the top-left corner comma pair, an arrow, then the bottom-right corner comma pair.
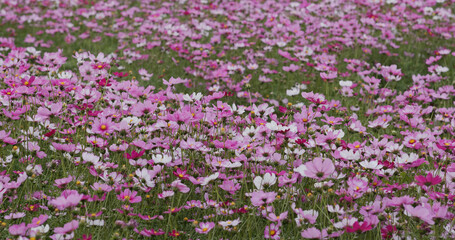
1,0 -> 455,239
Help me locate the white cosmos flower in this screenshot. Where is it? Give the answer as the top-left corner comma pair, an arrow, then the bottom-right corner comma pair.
82,152 -> 100,164
294,164 -> 308,177
135,168 -> 156,188
219,218 -> 241,228
266,121 -> 289,131
359,160 -> 383,169
339,80 -> 353,87
333,217 -> 358,229
122,116 -> 141,126
340,150 -> 361,161
247,63 -> 258,70
183,92 -> 203,102
232,104 -> 246,114
58,71 -> 73,79
435,66 -> 449,75
295,83 -> 308,90
253,173 -> 277,190
87,219 -> 105,226
153,154 -> 172,164
201,172 -> 219,186
30,224 -> 50,237
327,204 -> 345,214
395,153 -> 418,164
286,87 -> 300,96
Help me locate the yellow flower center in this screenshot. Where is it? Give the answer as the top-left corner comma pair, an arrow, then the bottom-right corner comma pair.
270,230 -> 276,236
203,227 -> 208,232
409,139 -> 416,144
100,125 -> 107,130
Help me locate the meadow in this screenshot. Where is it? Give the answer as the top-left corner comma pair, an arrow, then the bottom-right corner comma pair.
0,0 -> 455,239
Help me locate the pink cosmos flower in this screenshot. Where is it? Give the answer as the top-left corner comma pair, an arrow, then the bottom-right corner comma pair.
51,142 -> 76,152
301,227 -> 329,239
49,190 -> 83,210
28,214 -> 48,228
293,208 -> 319,225
135,228 -> 165,236
0,130 -> 17,145
171,179 -> 190,193
130,101 -> 157,117
195,222 -> 215,234
164,207 -> 182,214
403,204 -> 435,225
158,190 -> 175,199
54,220 -> 79,234
91,117 -> 117,135
219,179 -> 241,194
9,222 -> 27,236
5,212 -> 25,219
91,182 -> 113,192
249,191 -> 277,206
266,211 -> 288,223
347,177 -> 369,198
301,92 -> 327,104
36,102 -> 63,121
117,189 -> 142,203
264,223 -> 281,239
302,158 -> 335,181
54,175 -> 73,188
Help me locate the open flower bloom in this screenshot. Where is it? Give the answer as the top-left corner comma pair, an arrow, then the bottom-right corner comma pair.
195,222 -> 215,234
254,173 -> 277,190
298,158 -> 335,181
117,189 -> 142,203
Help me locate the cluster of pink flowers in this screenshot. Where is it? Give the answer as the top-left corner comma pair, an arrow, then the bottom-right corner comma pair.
0,0 -> 454,239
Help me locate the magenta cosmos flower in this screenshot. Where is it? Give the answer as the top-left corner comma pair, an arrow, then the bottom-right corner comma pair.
301,158 -> 335,181
415,173 -> 442,187
345,221 -> 372,233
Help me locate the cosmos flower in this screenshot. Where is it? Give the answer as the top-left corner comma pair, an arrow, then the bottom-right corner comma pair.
264,223 -> 281,240
195,222 -> 215,234
117,189 -> 142,203
299,158 -> 335,181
